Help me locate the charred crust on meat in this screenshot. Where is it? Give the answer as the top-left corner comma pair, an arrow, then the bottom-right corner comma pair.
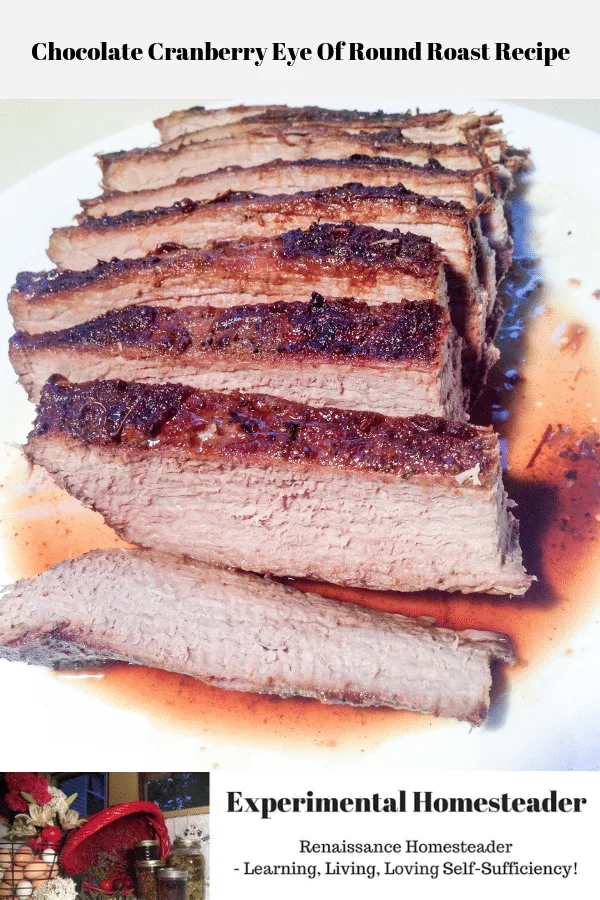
279,223 -> 442,273
13,224 -> 442,300
33,377 -> 497,481
81,156 -> 478,213
74,183 -> 468,232
13,258 -> 147,297
11,296 -> 450,365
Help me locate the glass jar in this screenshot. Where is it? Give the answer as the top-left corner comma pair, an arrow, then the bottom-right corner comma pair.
134,841 -> 161,862
168,840 -> 205,900
135,859 -> 167,900
157,869 -> 188,900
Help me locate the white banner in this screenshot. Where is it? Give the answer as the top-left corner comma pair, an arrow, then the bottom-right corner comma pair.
211,770 -> 598,898
0,0 -> 597,99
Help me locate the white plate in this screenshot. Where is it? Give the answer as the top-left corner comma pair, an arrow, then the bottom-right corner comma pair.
1,100 -> 600,771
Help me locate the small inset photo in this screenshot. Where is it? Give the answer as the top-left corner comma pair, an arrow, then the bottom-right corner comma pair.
0,773 -> 209,900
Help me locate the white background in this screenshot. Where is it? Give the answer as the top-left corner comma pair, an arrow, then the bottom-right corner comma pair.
210,770 -> 598,898
0,5 -> 599,890
0,0 -> 598,99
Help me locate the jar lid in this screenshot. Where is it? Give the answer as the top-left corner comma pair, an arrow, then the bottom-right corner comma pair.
135,840 -> 160,848
158,870 -> 188,881
136,860 -> 167,869
173,839 -> 203,848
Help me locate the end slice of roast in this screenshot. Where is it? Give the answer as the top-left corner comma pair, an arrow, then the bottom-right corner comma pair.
151,106 -> 531,183
0,547 -> 516,724
10,296 -> 465,419
26,378 -> 531,595
12,224 -> 447,334
154,105 -> 504,147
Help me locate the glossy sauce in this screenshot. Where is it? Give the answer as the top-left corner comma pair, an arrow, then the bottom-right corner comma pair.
2,202 -> 600,750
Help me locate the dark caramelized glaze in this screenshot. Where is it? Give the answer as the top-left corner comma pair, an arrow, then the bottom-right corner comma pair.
76,184 -> 468,233
32,377 -> 497,482
11,295 -> 450,366
280,223 -> 443,273
14,224 -> 442,300
81,156 -> 481,217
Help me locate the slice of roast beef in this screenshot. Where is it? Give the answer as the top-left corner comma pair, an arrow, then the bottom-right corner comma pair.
98,125 -> 492,193
155,104 -> 275,139
155,105 -> 504,146
50,186 -> 487,279
80,156 -> 491,220
47,186 -> 498,365
11,225 -> 448,334
155,110 -> 508,158
0,547 -> 516,724
26,378 -> 531,595
10,296 -> 465,419
80,157 -> 512,280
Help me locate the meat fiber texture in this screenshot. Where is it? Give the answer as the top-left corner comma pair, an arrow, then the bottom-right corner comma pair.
9,297 -> 466,419
0,548 -> 516,724
11,224 -> 448,334
154,106 -> 505,148
150,107 -> 529,188
26,378 -> 531,595
98,124 -> 497,194
46,186 -> 497,367
78,157 -> 512,280
80,156 -> 489,219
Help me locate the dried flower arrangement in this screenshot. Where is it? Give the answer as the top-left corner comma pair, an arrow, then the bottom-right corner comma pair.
0,774 -> 82,900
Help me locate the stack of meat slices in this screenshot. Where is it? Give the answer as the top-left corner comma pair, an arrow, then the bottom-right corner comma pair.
1,105 -> 533,727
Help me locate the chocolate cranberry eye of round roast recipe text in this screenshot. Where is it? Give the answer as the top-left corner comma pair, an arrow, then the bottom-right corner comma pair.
0,103 -> 535,727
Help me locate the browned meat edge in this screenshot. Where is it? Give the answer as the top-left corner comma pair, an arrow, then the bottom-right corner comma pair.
10,295 -> 451,367
19,223 -> 443,299
153,109 -> 512,163
80,155 -> 493,219
99,126 -> 488,174
154,106 -> 503,140
155,119 -> 505,159
31,376 -> 497,485
74,184 -> 473,235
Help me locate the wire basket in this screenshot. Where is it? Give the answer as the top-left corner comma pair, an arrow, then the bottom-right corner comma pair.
0,840 -> 59,900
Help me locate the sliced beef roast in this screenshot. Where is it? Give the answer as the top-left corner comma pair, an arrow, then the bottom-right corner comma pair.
80,156 -> 490,219
26,378 -> 531,595
11,225 -> 448,334
154,105 -> 504,147
98,125 -> 492,193
10,296 -> 465,419
47,186 -> 498,366
0,548 -> 516,725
